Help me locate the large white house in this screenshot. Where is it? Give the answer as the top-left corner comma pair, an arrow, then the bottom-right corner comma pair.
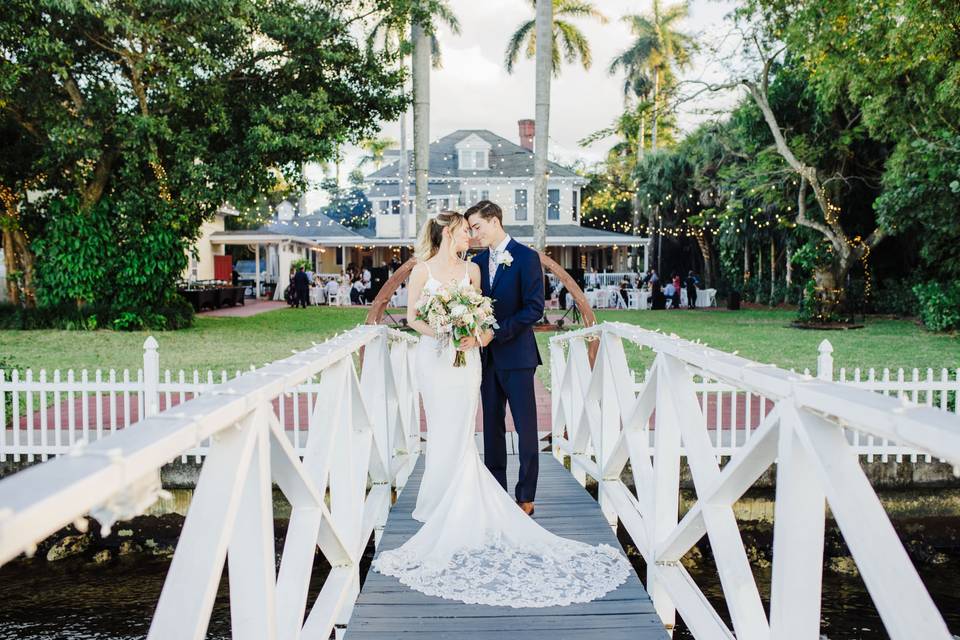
199,122 -> 648,298
362,122 -> 647,273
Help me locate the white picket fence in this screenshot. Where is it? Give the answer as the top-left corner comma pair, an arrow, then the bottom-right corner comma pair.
550,322 -> 960,640
2,335 -> 957,465
626,340 -> 959,463
0,324 -> 420,640
1,338 -> 357,463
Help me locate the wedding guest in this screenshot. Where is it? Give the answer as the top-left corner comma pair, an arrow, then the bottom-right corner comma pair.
325,277 -> 339,303
686,270 -> 699,309
671,272 -> 682,309
293,266 -> 310,309
350,277 -> 365,305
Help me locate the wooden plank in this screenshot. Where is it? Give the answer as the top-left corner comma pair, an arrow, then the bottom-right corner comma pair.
345,454 -> 668,639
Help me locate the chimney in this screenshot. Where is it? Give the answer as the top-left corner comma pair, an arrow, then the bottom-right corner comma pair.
518,119 -> 535,151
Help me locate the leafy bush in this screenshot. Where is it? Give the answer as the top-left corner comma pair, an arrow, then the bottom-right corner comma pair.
871,279 -> 918,316
912,282 -> 960,332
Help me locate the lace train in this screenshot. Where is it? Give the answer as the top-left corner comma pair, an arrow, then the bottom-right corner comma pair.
373,531 -> 631,608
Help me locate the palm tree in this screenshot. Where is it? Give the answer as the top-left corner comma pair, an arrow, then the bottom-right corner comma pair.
369,2 -> 460,240
505,0 -> 609,76
609,0 -> 695,269
506,0 -> 607,250
613,1 -> 695,150
358,137 -> 397,171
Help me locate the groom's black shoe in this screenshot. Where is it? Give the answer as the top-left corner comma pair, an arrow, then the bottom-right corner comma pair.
518,501 -> 535,516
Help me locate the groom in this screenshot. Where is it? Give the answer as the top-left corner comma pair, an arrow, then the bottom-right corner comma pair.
462,200 -> 544,516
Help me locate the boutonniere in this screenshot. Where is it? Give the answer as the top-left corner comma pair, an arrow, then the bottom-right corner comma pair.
495,250 -> 513,268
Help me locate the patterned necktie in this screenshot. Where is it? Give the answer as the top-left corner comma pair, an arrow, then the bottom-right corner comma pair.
488,249 -> 498,287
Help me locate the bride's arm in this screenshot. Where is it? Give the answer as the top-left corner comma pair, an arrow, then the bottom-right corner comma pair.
406,263 -> 436,337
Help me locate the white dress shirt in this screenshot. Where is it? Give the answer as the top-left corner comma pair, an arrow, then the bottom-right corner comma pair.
488,234 -> 512,286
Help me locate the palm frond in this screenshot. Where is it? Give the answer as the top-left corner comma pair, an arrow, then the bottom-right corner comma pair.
556,20 -> 592,69
556,0 -> 609,24
504,20 -> 536,74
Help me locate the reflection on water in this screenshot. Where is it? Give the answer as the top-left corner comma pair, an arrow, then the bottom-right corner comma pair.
0,549 -> 340,640
620,540 -> 960,640
0,537 -> 958,638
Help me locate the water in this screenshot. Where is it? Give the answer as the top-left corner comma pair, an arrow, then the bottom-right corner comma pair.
0,550 -> 337,640
617,536 -> 960,640
1,528 -> 957,638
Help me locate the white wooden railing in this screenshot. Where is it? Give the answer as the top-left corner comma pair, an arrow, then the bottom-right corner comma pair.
0,324 -> 420,640
550,322 -> 960,640
4,337 -> 956,464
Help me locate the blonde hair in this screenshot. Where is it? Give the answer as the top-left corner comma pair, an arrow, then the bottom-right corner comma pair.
414,211 -> 466,261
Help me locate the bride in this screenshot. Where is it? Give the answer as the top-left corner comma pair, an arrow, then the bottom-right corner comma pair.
372,211 -> 630,608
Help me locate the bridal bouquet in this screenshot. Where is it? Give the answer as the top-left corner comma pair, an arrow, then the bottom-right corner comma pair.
416,280 -> 498,367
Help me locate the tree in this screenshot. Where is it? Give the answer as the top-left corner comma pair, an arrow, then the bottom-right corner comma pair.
504,0 -> 609,75
609,0 -> 696,269
614,1 -> 696,151
368,1 -> 460,237
0,0 -> 406,320
505,0 -> 607,250
739,0 -> 960,282
359,137 -> 398,171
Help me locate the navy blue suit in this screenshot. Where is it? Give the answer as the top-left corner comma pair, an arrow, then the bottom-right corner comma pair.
473,238 -> 545,503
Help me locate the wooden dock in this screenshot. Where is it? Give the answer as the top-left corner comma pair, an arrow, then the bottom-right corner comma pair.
346,453 -> 669,639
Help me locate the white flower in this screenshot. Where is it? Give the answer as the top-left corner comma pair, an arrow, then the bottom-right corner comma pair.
450,304 -> 467,317
496,250 -> 513,267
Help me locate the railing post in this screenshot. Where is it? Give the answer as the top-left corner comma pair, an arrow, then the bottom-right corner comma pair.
817,339 -> 834,382
143,337 -> 160,418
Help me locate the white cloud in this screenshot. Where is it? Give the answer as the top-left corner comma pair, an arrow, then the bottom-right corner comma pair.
315,0 -> 744,205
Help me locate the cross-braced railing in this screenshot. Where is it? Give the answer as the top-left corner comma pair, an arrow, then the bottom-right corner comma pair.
0,324 -> 420,640
550,321 -> 960,639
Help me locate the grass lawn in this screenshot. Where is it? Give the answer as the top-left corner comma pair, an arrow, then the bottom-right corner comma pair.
1,307 -> 957,388
535,308 -> 960,389
0,307 -> 373,374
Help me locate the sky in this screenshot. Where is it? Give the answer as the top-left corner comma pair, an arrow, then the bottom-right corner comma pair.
305,0 -> 744,209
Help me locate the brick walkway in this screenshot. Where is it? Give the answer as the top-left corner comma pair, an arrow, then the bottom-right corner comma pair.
199,299 -> 287,317
12,375 -> 773,436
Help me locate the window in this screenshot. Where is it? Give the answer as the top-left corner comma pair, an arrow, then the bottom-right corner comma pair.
474,151 -> 488,169
441,198 -> 450,209
391,200 -> 400,215
458,191 -> 466,207
515,189 -> 528,221
573,190 -> 579,221
469,189 -> 479,204
378,200 -> 390,215
548,189 -> 560,220
481,190 -> 489,201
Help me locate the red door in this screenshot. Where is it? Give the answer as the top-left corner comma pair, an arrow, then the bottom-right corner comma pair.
214,255 -> 233,282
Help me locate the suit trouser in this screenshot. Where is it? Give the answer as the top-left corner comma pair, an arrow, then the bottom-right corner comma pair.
480,364 -> 539,503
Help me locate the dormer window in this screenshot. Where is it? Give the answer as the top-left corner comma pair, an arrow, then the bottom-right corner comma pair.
459,149 -> 488,170
455,133 -> 492,171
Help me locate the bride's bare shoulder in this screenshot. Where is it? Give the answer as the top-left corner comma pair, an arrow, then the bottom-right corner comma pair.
410,262 -> 429,282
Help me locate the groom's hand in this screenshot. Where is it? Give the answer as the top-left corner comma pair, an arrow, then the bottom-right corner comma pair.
478,328 -> 494,347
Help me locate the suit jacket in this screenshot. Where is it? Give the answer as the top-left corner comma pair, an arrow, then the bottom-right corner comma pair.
293,271 -> 310,288
473,238 -> 544,370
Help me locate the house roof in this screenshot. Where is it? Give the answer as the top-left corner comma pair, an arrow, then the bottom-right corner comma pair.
210,211 -> 364,243
364,129 -> 584,182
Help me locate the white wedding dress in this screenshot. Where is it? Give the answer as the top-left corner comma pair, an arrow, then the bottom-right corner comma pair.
372,263 -> 630,608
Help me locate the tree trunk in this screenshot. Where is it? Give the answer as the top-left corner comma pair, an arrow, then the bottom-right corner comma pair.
695,233 -> 713,288
532,0 -> 552,251
785,244 -> 793,286
412,21 -> 430,233
631,105 -> 645,269
651,68 -> 659,150
755,249 -> 763,304
2,227 -> 19,305
743,238 -> 750,287
398,102 -> 409,241
769,237 -> 776,305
